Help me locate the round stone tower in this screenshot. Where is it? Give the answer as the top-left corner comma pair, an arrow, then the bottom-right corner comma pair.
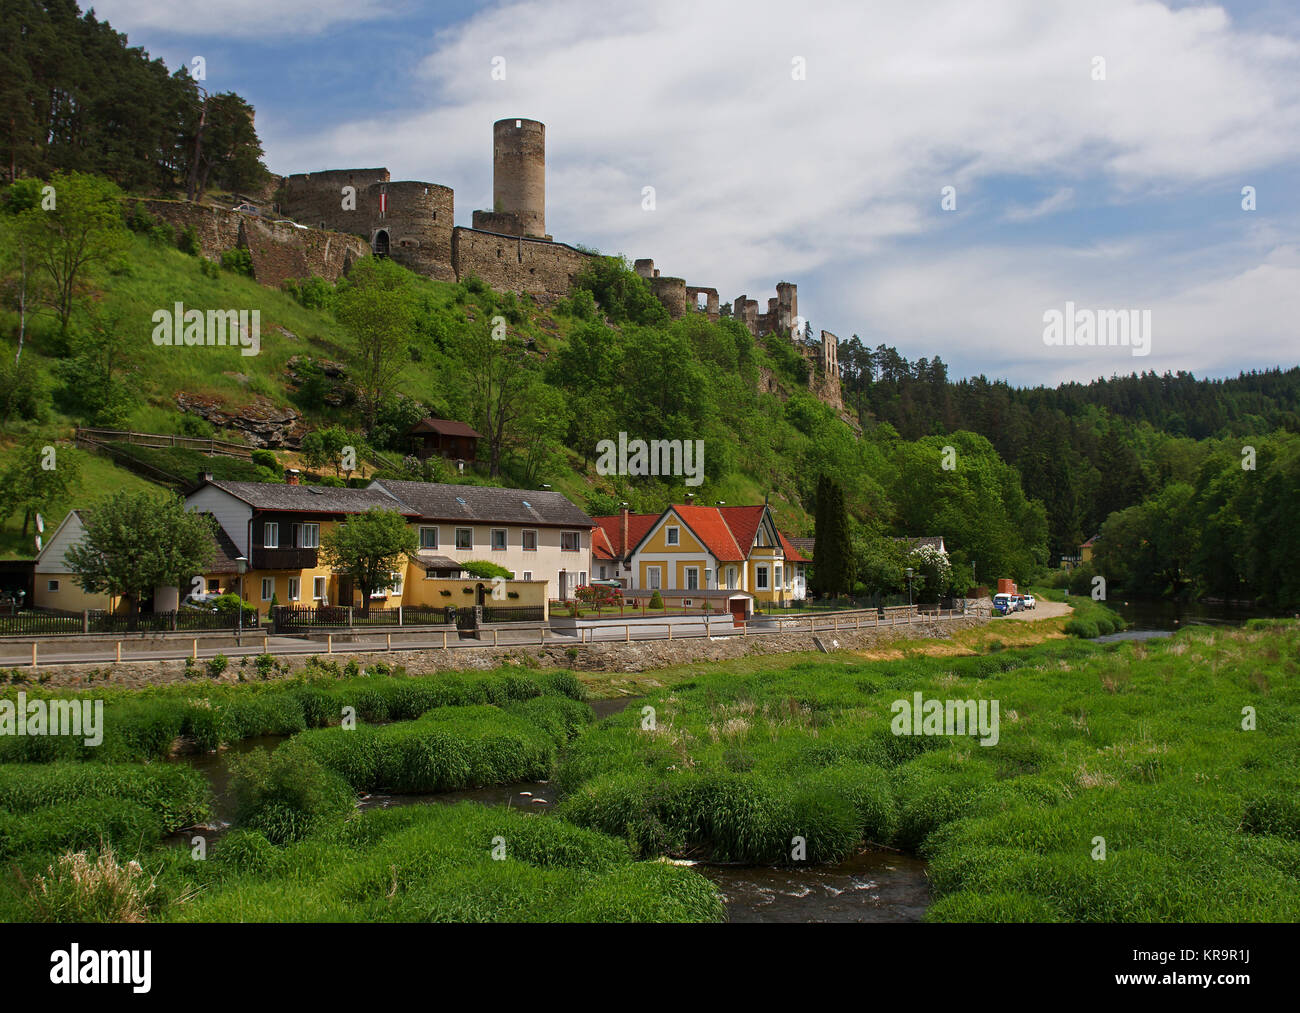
492,118 -> 546,238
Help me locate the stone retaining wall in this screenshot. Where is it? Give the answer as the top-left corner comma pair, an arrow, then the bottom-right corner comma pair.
7,617 -> 985,690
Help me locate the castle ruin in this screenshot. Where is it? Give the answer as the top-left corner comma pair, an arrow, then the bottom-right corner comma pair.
280,118 -> 587,302
278,118 -> 841,408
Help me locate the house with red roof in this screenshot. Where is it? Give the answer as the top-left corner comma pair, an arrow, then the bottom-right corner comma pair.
591,503 -> 808,605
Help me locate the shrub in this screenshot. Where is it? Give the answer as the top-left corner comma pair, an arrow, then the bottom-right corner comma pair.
21,845 -> 157,923
220,247 -> 254,276
230,749 -> 354,845
177,225 -> 201,256
207,654 -> 229,679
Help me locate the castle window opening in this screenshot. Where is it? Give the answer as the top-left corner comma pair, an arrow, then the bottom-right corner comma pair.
373,229 -> 390,257
515,119 -> 522,128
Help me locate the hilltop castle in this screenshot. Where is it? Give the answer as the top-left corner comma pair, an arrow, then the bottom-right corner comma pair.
277,117 -> 840,408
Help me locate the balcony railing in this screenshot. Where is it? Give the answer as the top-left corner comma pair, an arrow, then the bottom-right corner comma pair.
252,546 -> 319,570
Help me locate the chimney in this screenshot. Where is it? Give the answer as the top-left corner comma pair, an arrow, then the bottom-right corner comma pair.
285,468 -> 301,486
199,471 -> 213,484
621,507 -> 629,556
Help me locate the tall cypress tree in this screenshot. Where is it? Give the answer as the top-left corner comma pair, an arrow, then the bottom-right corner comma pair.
826,481 -> 854,598
810,473 -> 829,598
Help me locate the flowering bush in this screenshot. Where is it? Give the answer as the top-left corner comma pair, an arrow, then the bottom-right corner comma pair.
909,545 -> 952,601
575,584 -> 622,607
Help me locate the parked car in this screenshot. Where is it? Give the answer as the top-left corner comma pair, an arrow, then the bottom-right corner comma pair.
231,203 -> 263,216
1021,593 -> 1037,610
993,593 -> 1014,615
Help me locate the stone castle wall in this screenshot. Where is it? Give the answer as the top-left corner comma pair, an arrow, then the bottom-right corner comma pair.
126,198 -> 368,287
451,227 -> 591,303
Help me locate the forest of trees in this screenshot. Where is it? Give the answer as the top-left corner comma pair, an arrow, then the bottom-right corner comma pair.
0,0 -> 268,198
837,335 -> 1300,568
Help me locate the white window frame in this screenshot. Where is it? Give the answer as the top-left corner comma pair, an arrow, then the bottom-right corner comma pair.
666,525 -> 680,546
775,565 -> 784,589
299,522 -> 320,549
390,570 -> 404,596
47,579 -> 59,592
419,526 -> 439,550
757,565 -> 769,590
647,566 -> 661,590
456,528 -> 473,550
287,577 -> 300,601
261,577 -> 274,601
522,571 -> 532,582
684,566 -> 699,590
561,530 -> 580,552
264,522 -> 279,548
491,528 -> 508,551
522,529 -> 538,551
313,576 -> 326,601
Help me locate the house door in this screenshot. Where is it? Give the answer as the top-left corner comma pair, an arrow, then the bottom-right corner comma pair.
558,572 -> 568,600
338,577 -> 354,606
730,598 -> 747,628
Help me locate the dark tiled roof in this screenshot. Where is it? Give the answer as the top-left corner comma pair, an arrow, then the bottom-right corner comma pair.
199,513 -> 243,573
207,480 -> 415,515
789,536 -> 816,555
408,417 -> 484,439
894,535 -> 946,551
413,552 -> 464,570
778,532 -> 808,563
372,480 -> 594,527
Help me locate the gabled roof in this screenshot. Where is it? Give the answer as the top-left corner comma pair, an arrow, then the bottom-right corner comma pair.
34,509 -> 85,566
591,525 -> 617,560
598,504 -> 804,564
371,480 -> 594,528
666,505 -> 746,561
778,531 -> 808,563
715,505 -> 766,553
1081,534 -> 1099,548
201,480 -> 414,516
788,536 -> 815,557
408,418 -> 484,439
591,513 -> 659,558
199,512 -> 243,573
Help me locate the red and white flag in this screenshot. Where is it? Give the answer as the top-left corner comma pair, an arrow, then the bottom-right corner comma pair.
378,191 -> 387,215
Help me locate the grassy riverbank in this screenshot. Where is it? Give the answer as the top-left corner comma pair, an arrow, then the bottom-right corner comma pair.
556,620 -> 1299,920
0,619 -> 1294,922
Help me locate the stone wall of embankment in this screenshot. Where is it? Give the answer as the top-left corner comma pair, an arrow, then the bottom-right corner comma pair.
3,617 -> 986,690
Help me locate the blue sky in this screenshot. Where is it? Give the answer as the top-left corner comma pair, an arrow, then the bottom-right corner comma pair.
92,0 -> 1300,386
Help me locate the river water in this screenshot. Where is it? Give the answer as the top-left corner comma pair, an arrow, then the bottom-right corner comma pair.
172,692 -> 931,922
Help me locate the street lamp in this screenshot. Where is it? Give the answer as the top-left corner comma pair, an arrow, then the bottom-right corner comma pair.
905,566 -> 914,610
236,556 -> 248,646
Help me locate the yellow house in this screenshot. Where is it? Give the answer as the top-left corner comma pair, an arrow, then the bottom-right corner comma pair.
184,475 -> 595,616
33,511 -> 117,612
596,503 -> 808,606
185,477 -> 422,615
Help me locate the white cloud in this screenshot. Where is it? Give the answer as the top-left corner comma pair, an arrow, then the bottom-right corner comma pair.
257,0 -> 1300,380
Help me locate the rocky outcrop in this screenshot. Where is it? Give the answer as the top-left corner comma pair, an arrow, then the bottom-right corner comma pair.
175,393 -> 305,448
